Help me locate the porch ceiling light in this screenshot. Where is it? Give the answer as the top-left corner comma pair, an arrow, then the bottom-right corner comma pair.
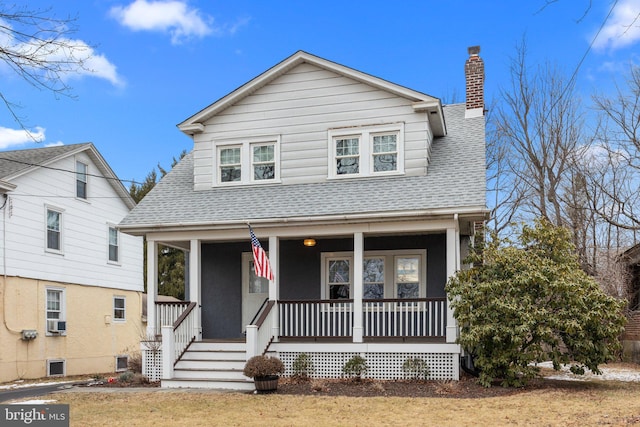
303,238 -> 316,247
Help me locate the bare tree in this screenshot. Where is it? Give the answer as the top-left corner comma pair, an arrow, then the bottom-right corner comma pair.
492,42 -> 586,226
590,65 -> 640,234
0,4 -> 93,134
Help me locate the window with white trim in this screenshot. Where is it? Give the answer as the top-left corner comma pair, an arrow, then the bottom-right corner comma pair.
219,146 -> 242,182
113,296 -> 126,321
327,257 -> 352,299
322,250 -> 425,300
46,287 -> 66,336
215,137 -> 280,185
116,355 -> 128,372
328,124 -> 404,179
46,207 -> 63,252
108,226 -> 119,263
76,160 -> 88,199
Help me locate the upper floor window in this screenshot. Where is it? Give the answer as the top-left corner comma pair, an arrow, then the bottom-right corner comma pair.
335,137 -> 360,175
252,144 -> 276,180
108,226 -> 119,263
328,124 -> 404,179
76,161 -> 88,199
215,137 -> 280,185
220,146 -> 242,182
46,207 -> 63,252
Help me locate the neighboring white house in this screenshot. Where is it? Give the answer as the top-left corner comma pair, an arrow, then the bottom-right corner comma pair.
0,143 -> 144,382
120,48 -> 488,390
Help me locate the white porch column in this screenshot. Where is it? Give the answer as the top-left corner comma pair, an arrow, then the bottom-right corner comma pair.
446,225 -> 460,343
269,236 -> 280,342
352,232 -> 364,342
146,240 -> 158,337
189,239 -> 202,340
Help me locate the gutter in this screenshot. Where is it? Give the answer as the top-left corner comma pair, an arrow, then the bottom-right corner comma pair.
119,205 -> 490,235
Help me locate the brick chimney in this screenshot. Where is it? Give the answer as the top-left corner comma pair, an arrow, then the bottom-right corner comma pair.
465,45 -> 484,118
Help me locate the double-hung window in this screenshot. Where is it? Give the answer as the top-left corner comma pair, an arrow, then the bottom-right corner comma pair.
46,207 -> 63,252
219,146 -> 242,183
215,137 -> 280,185
335,137 -> 360,175
46,287 -> 65,335
372,133 -> 398,172
108,226 -> 119,263
113,296 -> 126,321
328,123 -> 404,179
76,161 -> 88,199
252,144 -> 276,180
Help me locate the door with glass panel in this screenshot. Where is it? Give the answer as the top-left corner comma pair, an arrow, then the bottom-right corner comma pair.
241,253 -> 270,332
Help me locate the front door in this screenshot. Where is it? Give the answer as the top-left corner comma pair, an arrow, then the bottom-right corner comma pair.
241,253 -> 270,333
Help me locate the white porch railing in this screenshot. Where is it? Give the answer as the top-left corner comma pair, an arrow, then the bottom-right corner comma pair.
279,298 -> 446,339
155,301 -> 191,334
246,300 -> 276,360
279,300 -> 354,338
363,298 -> 446,338
161,301 -> 198,379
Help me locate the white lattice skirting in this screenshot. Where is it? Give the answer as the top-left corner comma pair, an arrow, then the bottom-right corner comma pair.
278,352 -> 457,380
142,349 -> 162,382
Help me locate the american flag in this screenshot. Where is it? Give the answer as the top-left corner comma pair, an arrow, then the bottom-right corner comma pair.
249,225 -> 274,280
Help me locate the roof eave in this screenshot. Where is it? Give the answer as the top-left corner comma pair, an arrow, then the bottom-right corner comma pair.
413,101 -> 446,137
119,205 -> 489,235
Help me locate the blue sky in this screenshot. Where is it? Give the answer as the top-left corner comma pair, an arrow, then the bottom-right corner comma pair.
1,0 -> 639,186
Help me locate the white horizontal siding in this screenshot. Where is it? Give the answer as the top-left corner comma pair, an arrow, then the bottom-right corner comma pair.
0,153 -> 143,292
194,63 -> 432,187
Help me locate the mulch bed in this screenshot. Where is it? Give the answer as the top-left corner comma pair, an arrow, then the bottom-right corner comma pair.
274,372 -> 604,398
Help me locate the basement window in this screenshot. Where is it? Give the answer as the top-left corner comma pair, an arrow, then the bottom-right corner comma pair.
116,355 -> 128,372
47,359 -> 65,377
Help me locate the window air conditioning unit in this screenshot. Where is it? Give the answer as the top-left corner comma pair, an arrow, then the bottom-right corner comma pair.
47,320 -> 67,333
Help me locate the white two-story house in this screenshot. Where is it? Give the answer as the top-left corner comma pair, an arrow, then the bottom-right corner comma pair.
0,143 -> 143,382
120,48 -> 487,390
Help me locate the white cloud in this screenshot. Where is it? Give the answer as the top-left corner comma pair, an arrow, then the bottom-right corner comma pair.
0,127 -> 46,149
0,18 -> 123,87
110,0 -> 214,44
593,0 -> 640,51
45,141 -> 65,148
578,143 -> 629,170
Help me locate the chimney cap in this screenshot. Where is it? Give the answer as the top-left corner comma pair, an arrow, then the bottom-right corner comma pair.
468,46 -> 481,56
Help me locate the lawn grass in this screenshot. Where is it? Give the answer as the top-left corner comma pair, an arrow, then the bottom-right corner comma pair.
48,381 -> 640,427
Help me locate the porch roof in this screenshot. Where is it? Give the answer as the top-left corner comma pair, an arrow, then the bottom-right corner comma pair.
119,104 -> 486,233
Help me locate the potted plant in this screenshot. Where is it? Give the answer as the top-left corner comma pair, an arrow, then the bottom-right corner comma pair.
243,355 -> 285,393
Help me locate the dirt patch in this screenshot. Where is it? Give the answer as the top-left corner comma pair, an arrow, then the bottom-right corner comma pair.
80,373 -> 159,388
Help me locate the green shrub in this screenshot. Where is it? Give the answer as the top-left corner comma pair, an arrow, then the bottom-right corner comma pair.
446,218 -> 627,387
292,353 -> 314,378
402,358 -> 430,380
342,355 -> 369,380
118,371 -> 134,383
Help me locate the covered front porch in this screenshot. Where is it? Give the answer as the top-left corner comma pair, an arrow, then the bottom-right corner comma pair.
142,216 -> 471,387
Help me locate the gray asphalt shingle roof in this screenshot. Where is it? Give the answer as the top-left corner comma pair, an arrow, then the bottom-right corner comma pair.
0,143 -> 92,179
120,103 -> 486,229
